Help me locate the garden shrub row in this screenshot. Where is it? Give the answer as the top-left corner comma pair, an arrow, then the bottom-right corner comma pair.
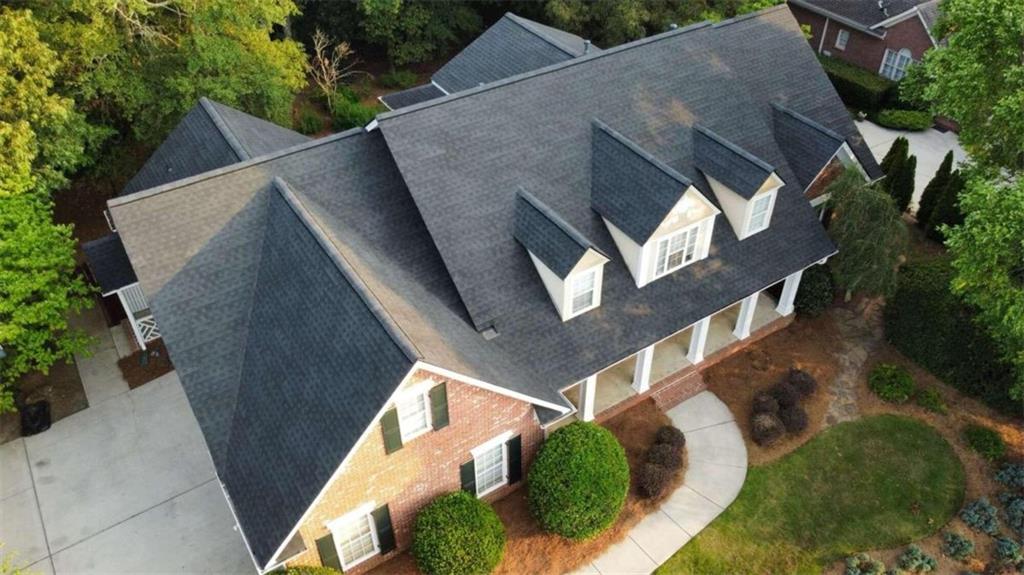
818,56 -> 896,116
876,109 -> 933,131
884,260 -> 1018,414
794,264 -> 834,317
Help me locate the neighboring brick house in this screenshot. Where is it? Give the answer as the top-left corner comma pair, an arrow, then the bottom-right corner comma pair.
107,6 -> 880,574
789,0 -> 939,80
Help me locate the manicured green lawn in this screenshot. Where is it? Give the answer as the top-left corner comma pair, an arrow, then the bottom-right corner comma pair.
659,415 -> 965,574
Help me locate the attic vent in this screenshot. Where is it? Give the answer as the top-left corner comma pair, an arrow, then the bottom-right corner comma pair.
481,327 -> 500,340
584,40 -> 592,54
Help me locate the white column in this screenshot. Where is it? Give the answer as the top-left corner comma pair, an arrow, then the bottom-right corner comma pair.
632,345 -> 655,393
776,269 -> 804,316
580,375 -> 597,422
686,316 -> 711,364
732,292 -> 760,340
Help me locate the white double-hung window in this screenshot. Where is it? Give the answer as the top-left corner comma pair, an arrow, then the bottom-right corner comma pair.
472,431 -> 512,497
746,193 -> 774,235
570,269 -> 598,315
395,386 -> 431,441
880,48 -> 913,80
654,224 -> 700,278
329,507 -> 379,570
834,29 -> 849,50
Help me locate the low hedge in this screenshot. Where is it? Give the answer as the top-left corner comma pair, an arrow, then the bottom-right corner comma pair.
963,424 -> 1006,461
868,364 -> 914,403
412,491 -> 505,575
378,69 -> 418,89
818,56 -> 895,115
876,109 -> 933,131
884,260 -> 1018,414
528,421 -> 629,540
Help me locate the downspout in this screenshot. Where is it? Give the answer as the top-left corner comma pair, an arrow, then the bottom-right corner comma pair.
818,17 -> 830,53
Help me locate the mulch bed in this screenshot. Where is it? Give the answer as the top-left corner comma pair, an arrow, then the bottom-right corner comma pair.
117,339 -> 174,389
0,359 -> 89,444
369,399 -> 686,575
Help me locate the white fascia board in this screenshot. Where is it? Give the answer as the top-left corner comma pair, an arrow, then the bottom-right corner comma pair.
419,361 -> 570,413
871,7 -> 923,30
915,11 -> 939,46
430,79 -> 450,95
377,96 -> 393,112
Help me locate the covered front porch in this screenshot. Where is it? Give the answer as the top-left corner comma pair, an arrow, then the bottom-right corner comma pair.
561,269 -> 803,421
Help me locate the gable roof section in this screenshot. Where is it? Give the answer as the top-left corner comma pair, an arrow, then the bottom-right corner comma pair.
514,188 -> 604,278
693,125 -> 777,200
223,178 -> 416,566
81,233 -> 138,294
591,119 -> 694,245
771,102 -> 845,191
121,98 -> 308,195
432,13 -> 595,93
789,0 -> 934,32
379,83 -> 447,111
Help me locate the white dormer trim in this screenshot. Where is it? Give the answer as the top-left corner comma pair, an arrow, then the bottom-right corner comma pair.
604,209 -> 718,288
743,189 -> 778,237
527,248 -> 608,322
705,173 -> 783,240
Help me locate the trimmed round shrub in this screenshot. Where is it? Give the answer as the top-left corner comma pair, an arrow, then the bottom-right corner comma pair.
941,531 -> 974,561
960,498 -> 999,535
788,368 -> 818,397
779,405 -> 809,434
751,412 -> 786,446
869,364 -> 914,403
794,264 -> 834,317
845,552 -> 885,575
646,443 -> 683,471
896,544 -> 937,572
999,492 -> 1024,535
876,108 -> 933,131
963,424 -> 1006,461
637,462 -> 673,499
996,462 -> 1024,490
769,381 -> 800,408
752,391 -> 779,415
528,421 -> 629,539
994,536 -> 1023,564
412,491 -> 505,575
655,425 -> 686,449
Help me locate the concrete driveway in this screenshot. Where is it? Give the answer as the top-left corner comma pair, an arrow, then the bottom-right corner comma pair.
0,309 -> 253,574
855,120 -> 968,214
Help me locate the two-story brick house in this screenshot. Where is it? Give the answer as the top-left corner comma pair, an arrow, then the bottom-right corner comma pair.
788,0 -> 940,81
107,6 -> 879,573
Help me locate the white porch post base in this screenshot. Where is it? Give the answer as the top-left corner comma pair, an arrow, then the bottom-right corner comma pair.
732,292 -> 759,340
686,316 -> 711,364
776,269 -> 805,316
632,344 -> 655,393
580,375 -> 597,421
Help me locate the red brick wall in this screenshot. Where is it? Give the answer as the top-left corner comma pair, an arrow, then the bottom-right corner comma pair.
789,4 -> 934,74
284,369 -> 543,574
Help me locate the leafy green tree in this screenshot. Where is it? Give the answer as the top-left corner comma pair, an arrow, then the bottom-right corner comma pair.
917,150 -> 953,225
945,174 -> 1024,400
902,0 -> 1024,170
926,169 -> 964,240
0,193 -> 93,413
359,0 -> 481,68
827,168 -> 908,299
889,154 -> 916,213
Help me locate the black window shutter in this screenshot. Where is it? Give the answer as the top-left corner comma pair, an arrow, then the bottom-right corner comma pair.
506,435 -> 523,485
460,459 -> 476,495
429,383 -> 449,430
371,504 -> 396,554
315,533 -> 342,571
380,408 -> 403,454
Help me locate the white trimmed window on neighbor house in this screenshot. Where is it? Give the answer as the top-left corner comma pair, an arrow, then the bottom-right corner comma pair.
834,28 -> 849,50
880,48 -> 913,80
328,506 -> 380,570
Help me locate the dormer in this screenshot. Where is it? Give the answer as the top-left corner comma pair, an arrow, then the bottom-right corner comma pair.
693,126 -> 784,240
590,120 -> 720,288
513,189 -> 610,321
770,102 -> 868,194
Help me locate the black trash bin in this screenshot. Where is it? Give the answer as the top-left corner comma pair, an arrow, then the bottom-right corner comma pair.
20,400 -> 51,436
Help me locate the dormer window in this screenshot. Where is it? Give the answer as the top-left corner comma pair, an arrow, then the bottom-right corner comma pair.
745,191 -> 776,236
654,224 -> 700,278
569,268 -> 599,315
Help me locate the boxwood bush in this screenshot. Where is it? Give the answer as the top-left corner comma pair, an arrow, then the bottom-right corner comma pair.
818,56 -> 895,115
896,544 -> 937,572
869,364 -> 914,403
940,531 -> 974,561
914,387 -> 948,414
996,463 -> 1024,490
876,109 -> 933,131
528,421 -> 629,539
331,97 -> 378,130
412,491 -> 505,575
794,264 -> 835,317
844,552 -> 885,575
960,498 -> 999,535
884,261 -> 1018,414
963,424 -> 1006,461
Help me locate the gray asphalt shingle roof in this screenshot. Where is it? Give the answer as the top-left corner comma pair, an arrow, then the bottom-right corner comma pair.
790,0 -> 937,30
81,233 -> 138,294
771,102 -> 845,190
379,83 -> 448,110
514,188 -> 602,278
693,125 -> 777,200
591,119 -> 694,245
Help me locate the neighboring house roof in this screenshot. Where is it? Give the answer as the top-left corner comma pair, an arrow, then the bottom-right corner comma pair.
789,0 -> 938,34
110,6 -> 879,570
121,98 -> 308,195
81,233 -> 137,294
693,125 -> 777,200
590,119 -> 694,245
514,188 -> 604,278
379,83 -> 447,111
771,102 -> 845,191
432,13 -> 597,93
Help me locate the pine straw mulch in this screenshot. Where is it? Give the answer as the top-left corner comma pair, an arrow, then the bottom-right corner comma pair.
702,311 -> 845,466
0,359 -> 89,444
369,399 -> 686,575
117,339 -> 175,389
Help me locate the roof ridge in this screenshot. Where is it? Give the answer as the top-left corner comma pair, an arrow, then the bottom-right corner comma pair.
199,97 -> 251,161
272,177 -> 421,364
504,12 -> 579,57
516,187 -> 599,254
771,102 -> 844,143
694,124 -> 775,173
109,128 -> 365,208
592,118 -> 693,188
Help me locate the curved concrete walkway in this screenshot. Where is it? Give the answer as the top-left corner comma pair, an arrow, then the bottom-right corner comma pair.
576,391 -> 747,574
